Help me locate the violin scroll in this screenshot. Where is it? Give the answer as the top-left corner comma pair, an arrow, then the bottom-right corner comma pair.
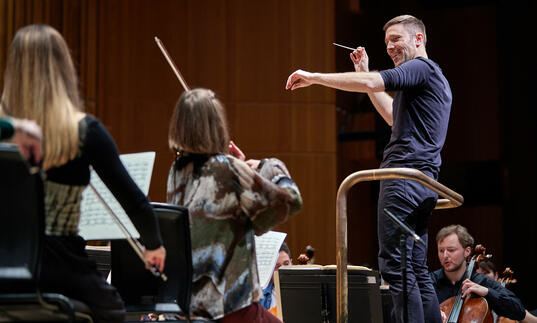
498,267 -> 517,287
296,245 -> 315,265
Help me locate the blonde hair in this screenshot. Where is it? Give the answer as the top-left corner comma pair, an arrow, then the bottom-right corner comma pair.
1,24 -> 81,170
168,88 -> 229,155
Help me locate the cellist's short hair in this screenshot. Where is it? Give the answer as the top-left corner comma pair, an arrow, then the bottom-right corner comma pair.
168,88 -> 229,155
436,224 -> 474,248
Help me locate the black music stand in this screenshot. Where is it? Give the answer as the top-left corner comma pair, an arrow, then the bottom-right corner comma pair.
278,266 -> 384,323
111,202 -> 194,322
0,143 -> 93,322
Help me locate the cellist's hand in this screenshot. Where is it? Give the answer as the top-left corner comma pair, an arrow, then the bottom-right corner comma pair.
440,309 -> 447,323
461,279 -> 489,298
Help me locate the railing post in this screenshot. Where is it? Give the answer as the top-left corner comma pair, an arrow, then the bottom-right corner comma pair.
336,168 -> 463,323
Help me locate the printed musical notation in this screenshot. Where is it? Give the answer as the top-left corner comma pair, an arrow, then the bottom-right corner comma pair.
255,231 -> 287,289
79,152 -> 155,241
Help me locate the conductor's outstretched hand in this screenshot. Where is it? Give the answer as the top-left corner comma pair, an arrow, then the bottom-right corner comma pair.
285,69 -> 314,90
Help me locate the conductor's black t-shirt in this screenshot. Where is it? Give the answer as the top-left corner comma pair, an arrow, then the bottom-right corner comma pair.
379,57 -> 452,179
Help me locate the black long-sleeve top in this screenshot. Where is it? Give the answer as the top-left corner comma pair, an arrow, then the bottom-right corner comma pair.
430,268 -> 526,321
45,115 -> 162,249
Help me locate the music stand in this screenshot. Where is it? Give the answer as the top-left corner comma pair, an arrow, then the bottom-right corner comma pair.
277,265 -> 383,323
111,202 -> 192,320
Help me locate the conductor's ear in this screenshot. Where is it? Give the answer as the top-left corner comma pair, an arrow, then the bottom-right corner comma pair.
416,33 -> 424,46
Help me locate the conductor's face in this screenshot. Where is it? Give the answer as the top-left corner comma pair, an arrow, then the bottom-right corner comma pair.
437,233 -> 471,273
385,23 -> 418,67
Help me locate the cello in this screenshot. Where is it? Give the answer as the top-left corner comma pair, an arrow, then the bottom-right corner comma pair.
439,244 -> 494,323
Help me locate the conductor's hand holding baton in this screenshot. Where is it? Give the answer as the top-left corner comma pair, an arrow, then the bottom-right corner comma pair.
350,46 -> 369,73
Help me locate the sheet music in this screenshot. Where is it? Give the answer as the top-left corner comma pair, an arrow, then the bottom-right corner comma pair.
79,152 -> 155,241
255,231 -> 287,289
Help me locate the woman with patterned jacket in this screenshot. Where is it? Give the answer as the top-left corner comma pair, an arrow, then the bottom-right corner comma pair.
167,88 -> 302,323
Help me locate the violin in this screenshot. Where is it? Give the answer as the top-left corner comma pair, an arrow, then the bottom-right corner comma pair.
496,268 -> 517,323
297,245 -> 315,265
439,244 -> 494,323
498,268 -> 517,288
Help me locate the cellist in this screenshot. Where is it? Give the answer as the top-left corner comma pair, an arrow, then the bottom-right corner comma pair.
430,225 -> 525,322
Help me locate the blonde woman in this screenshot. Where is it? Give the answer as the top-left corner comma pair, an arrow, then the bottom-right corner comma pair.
167,89 -> 302,322
1,24 -> 166,322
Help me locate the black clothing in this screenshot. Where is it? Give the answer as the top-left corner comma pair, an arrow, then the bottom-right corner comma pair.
376,57 -> 452,323
41,114 -> 163,323
430,268 -> 526,321
379,57 -> 452,178
46,115 -> 161,248
40,236 -> 125,322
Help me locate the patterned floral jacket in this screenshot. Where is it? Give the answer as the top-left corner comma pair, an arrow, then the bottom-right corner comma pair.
167,154 -> 302,319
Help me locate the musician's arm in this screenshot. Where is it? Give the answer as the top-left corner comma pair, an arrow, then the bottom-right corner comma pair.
84,117 -> 163,249
469,275 -> 526,321
233,157 -> 302,235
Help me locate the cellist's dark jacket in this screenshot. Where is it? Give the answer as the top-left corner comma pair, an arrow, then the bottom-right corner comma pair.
430,269 -> 526,320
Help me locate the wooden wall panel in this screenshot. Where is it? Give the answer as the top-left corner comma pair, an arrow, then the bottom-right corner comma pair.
95,0 -> 338,265
78,0 -> 98,115
233,103 -> 335,153
0,0 -> 97,114
186,1 -> 229,96
0,0 -> 337,266
429,7 -> 500,162
96,0 -> 188,208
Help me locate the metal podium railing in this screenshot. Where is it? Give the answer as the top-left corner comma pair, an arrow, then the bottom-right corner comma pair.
336,168 -> 464,323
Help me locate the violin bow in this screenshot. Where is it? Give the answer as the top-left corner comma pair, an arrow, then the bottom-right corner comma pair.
89,183 -> 167,281
154,37 -> 190,92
